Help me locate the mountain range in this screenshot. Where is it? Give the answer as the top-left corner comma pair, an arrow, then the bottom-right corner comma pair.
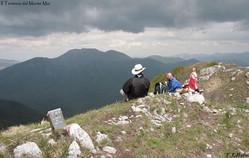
172,52 -> 249,66
1,49 -> 248,129
0,59 -> 19,70
0,48 -> 198,123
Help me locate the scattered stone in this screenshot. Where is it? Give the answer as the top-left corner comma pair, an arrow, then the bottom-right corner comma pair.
230,88 -> 234,91
0,144 -> 6,153
148,92 -> 155,97
238,149 -> 245,154
66,123 -> 95,151
102,146 -> 117,154
136,115 -> 143,118
229,133 -> 233,139
138,127 -> 144,131
68,141 -> 81,158
206,154 -> 212,158
231,77 -> 236,81
246,97 -> 249,104
41,133 -> 52,138
186,125 -> 191,128
171,127 -> 176,133
246,80 -> 249,85
96,132 -> 109,143
121,131 -> 127,135
163,99 -> 171,104
13,142 -> 42,158
48,139 -> 57,146
229,94 -> 233,97
245,72 -> 249,78
206,144 -> 212,150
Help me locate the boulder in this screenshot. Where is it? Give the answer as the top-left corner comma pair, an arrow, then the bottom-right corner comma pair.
68,141 -> 81,158
13,142 -> 42,158
185,93 -> 205,105
67,123 -> 95,151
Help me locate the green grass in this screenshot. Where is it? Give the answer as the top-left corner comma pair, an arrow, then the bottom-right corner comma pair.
0,94 -> 248,157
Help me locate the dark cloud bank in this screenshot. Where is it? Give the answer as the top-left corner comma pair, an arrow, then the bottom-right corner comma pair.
0,0 -> 249,36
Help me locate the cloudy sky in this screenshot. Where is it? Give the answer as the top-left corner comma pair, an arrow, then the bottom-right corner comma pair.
0,0 -> 249,61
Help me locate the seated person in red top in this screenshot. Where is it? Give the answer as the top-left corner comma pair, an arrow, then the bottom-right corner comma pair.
184,68 -> 201,93
120,64 -> 150,101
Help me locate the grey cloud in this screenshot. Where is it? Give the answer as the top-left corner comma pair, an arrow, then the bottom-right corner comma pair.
0,0 -> 248,36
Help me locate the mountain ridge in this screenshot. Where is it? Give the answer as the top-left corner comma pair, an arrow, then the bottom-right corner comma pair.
0,49 -> 199,121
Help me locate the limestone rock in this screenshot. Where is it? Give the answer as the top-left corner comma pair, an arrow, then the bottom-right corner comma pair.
68,141 -> 81,158
48,139 -> 57,146
185,93 -> 205,105
246,97 -> 249,104
13,142 -> 42,158
96,132 -> 109,143
245,72 -> 249,78
66,123 -> 95,151
0,144 -> 6,153
103,146 -> 117,154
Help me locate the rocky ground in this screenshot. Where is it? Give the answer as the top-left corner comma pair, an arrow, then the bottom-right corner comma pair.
0,62 -> 249,158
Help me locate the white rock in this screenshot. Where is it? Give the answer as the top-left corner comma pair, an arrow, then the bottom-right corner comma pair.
13,142 -> 42,158
206,154 -> 212,158
96,132 -> 109,143
231,77 -> 236,81
131,105 -> 142,112
102,146 -> 117,154
0,144 -> 6,153
136,115 -> 143,118
245,72 -> 249,78
66,123 -> 95,151
186,93 -> 205,105
206,144 -> 212,150
137,104 -> 146,109
172,127 -> 176,133
117,120 -> 130,125
246,80 -> 249,85
148,92 -> 155,97
48,139 -> 57,146
119,116 -> 129,120
229,133 -> 233,138
121,131 -> 127,135
68,141 -> 81,158
246,97 -> 249,104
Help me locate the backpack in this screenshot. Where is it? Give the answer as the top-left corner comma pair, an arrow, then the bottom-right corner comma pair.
154,81 -> 167,94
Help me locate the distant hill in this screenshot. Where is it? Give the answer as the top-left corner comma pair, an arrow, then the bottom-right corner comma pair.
0,59 -> 19,70
0,48 -> 199,117
196,52 -> 249,66
0,99 -> 42,129
148,55 -> 184,64
173,52 -> 249,66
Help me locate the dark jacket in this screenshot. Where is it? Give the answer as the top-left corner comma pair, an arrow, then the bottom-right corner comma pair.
122,75 -> 150,100
167,77 -> 182,92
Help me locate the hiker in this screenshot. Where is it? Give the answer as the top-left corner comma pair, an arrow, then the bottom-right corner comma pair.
166,72 -> 182,92
154,81 -> 167,94
186,67 -> 200,93
120,64 -> 150,101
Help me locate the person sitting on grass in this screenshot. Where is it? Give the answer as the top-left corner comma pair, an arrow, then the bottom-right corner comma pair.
120,64 -> 150,101
166,72 -> 182,92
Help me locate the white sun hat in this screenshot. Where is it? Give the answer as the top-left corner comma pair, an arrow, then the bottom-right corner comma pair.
131,64 -> 146,75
